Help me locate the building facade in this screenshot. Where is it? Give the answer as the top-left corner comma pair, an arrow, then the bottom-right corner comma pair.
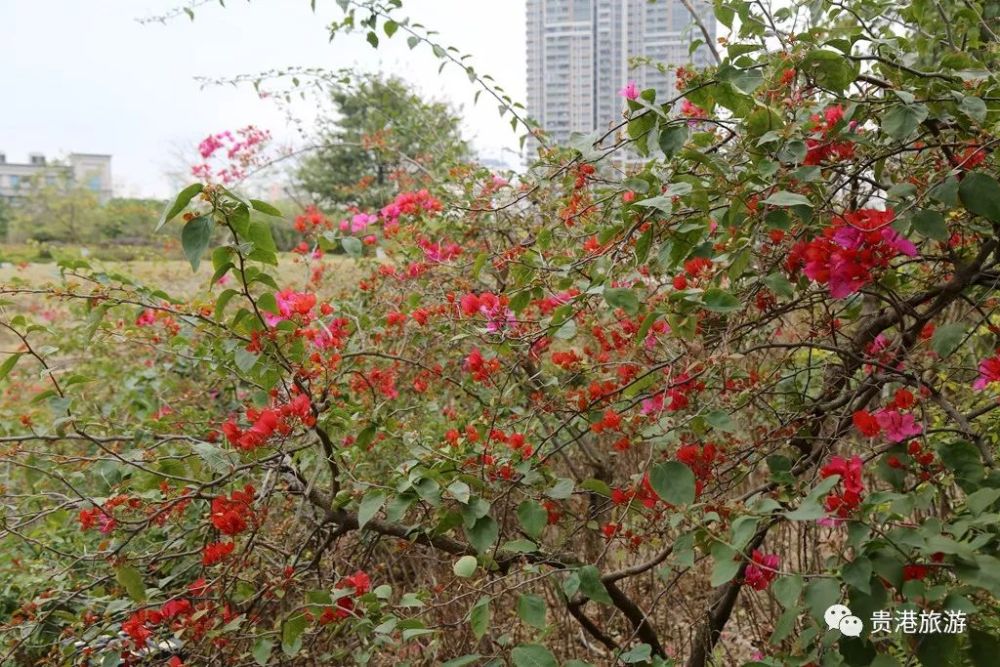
526,0 -> 715,147
0,152 -> 112,203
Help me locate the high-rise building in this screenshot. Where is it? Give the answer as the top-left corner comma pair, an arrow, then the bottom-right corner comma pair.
526,0 -> 715,147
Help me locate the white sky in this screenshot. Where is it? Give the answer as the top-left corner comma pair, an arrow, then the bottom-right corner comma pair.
0,0 -> 527,198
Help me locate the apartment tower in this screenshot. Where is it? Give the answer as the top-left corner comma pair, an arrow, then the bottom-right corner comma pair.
526,0 -> 715,146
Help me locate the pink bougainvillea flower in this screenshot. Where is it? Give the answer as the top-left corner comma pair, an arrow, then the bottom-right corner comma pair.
263,289 -> 317,327
973,353 -> 1000,390
789,208 -> 916,299
874,409 -> 922,442
619,80 -> 639,100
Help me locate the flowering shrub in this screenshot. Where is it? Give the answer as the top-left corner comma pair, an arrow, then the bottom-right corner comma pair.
2,0 -> 1000,665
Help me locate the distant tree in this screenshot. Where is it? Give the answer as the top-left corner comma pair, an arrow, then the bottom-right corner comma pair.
98,198 -> 164,243
6,171 -> 160,245
0,198 -> 10,242
297,75 -> 469,208
8,172 -> 101,244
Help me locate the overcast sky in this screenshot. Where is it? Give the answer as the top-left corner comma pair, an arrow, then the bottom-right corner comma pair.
0,0 -> 526,197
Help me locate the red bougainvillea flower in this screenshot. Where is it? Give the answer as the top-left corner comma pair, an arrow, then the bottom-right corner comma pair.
160,598 -> 192,619
380,189 -> 442,235
459,292 -> 513,332
339,570 -> 371,595
874,409 -> 922,443
320,570 -> 372,623
744,550 -> 780,590
222,393 -> 314,451
464,347 -> 502,382
209,485 -> 256,536
973,352 -> 1000,390
202,540 -> 235,566
820,455 -> 865,519
852,410 -> 881,437
789,208 -> 916,298
122,609 -> 161,645
803,105 -> 856,165
902,563 -> 930,581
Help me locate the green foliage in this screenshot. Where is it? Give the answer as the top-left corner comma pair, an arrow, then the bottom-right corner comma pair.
297,74 -> 469,208
2,0 -> 1000,665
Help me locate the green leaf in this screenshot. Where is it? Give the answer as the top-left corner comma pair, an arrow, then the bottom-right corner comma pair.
969,627 -> 1000,667
546,477 -> 575,499
604,287 -> 640,315
181,216 -> 213,271
705,409 -> 737,432
358,490 -> 386,529
578,565 -> 613,604
720,65 -> 764,94
464,515 -> 499,553
115,566 -> 146,602
764,273 -> 794,298
883,103 -> 928,139
234,348 -> 258,374
771,574 -> 803,608
800,49 -> 857,90
441,656 -> 482,667
446,481 -> 471,504
770,607 -> 798,644
517,594 -> 547,629
648,461 -> 696,505
156,183 -> 203,231
959,172 -> 1000,223
702,288 -> 741,313
441,657 -> 482,667
249,199 -> 283,217
469,596 -> 490,639
659,125 -> 689,157
710,542 -> 740,586
932,322 -> 966,357
804,578 -> 841,622
252,638 -> 274,666
342,236 -> 363,257
453,555 -> 478,578
937,441 -> 985,491
621,643 -> 653,663
511,644 -> 558,667
634,195 -> 673,215
842,557 -> 873,595
517,500 -> 547,539
0,353 -> 22,383
763,191 -> 812,207
911,209 -> 948,241
918,632 -> 961,667
500,539 -> 538,553
959,96 -> 987,123
193,441 -> 238,474
281,612 -> 308,656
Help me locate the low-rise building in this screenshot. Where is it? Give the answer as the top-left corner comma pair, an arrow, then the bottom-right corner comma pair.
0,151 -> 112,203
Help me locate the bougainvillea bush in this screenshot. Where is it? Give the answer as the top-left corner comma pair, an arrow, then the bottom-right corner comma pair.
3,0 -> 1000,665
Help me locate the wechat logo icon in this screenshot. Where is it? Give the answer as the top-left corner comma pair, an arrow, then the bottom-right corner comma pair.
825,604 -> 864,637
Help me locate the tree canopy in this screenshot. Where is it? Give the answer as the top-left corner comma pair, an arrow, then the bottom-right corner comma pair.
1,0 -> 1000,666
297,74 -> 469,209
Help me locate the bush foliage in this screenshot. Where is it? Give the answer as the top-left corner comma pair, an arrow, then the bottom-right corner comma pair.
2,0 -> 1000,665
